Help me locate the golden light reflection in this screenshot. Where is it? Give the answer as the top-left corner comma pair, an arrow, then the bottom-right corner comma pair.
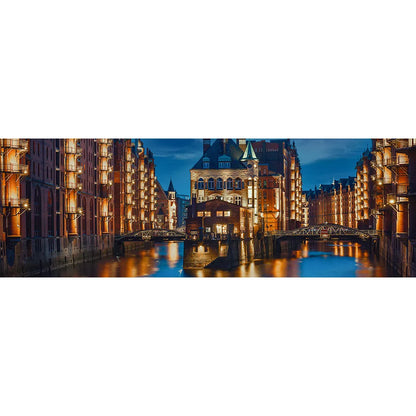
272,258 -> 288,277
334,242 -> 339,256
57,239 -> 395,278
167,242 -> 180,268
302,240 -> 309,258
354,243 -> 360,258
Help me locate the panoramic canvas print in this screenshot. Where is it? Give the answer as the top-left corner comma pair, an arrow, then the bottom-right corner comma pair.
0,138 -> 415,277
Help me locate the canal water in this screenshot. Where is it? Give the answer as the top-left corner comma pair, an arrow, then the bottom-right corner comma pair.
49,240 -> 398,277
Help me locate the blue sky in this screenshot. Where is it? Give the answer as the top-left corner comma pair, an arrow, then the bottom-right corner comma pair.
142,139 -> 372,195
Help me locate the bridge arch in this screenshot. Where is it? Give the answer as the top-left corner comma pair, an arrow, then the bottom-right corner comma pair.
277,223 -> 377,240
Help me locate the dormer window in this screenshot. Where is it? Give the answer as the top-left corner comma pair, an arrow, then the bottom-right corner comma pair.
203,157 -> 210,169
218,154 -> 231,169
219,161 -> 231,168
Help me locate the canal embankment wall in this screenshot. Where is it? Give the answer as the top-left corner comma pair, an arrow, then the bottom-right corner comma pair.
0,235 -> 117,276
377,234 -> 416,277
0,236 -> 154,277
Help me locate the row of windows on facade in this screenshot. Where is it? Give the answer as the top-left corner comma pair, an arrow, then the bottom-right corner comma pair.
197,211 -> 231,217
203,161 -> 231,169
25,185 -> 115,238
195,195 -> 243,204
195,178 -> 246,190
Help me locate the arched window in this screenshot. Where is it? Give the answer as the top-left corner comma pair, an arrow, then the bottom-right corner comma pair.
198,178 -> 204,190
235,178 -> 242,190
208,178 -> 215,190
47,190 -> 54,236
227,196 -> 234,203
226,178 -> 233,190
216,178 -> 223,190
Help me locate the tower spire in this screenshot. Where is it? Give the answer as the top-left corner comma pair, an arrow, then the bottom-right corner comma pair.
240,140 -> 258,161
168,178 -> 175,192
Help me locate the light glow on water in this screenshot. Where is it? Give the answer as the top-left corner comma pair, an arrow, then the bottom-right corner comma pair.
49,240 -> 398,277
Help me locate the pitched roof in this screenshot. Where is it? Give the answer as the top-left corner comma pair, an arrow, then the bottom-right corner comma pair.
191,139 -> 246,170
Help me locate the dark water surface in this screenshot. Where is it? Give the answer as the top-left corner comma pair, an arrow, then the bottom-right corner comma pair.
49,240 -> 398,277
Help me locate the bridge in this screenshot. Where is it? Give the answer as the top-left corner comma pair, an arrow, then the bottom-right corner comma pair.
116,229 -> 186,242
272,223 -> 378,241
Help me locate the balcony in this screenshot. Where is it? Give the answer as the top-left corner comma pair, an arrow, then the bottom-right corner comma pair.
0,163 -> 29,175
66,206 -> 83,215
1,198 -> 29,208
65,144 -> 82,155
396,184 -> 409,196
66,163 -> 82,174
67,179 -> 83,190
1,139 -> 29,151
388,139 -> 411,149
385,156 -> 408,166
100,163 -> 109,171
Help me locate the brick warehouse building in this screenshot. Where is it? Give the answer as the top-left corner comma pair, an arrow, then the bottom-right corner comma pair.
189,139 -> 302,235
307,177 -> 356,228
0,139 -> 158,276
371,138 -> 416,275
304,139 -> 416,276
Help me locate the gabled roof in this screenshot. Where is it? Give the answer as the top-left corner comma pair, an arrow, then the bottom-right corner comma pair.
191,139 -> 246,170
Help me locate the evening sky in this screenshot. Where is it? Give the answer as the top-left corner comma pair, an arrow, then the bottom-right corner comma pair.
142,139 -> 372,196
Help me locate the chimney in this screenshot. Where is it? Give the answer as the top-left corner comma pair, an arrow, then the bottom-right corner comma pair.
223,139 -> 228,154
203,139 -> 211,154
237,139 -> 247,152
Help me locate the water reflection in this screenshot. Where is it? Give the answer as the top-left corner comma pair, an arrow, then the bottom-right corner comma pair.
49,240 -> 398,277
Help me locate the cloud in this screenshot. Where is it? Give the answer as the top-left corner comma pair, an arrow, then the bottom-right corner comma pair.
296,139 -> 370,166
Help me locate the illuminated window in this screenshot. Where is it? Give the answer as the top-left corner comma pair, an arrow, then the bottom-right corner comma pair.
224,211 -> 231,217
217,211 -> 224,217
197,211 -> 204,217
204,211 -> 211,217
